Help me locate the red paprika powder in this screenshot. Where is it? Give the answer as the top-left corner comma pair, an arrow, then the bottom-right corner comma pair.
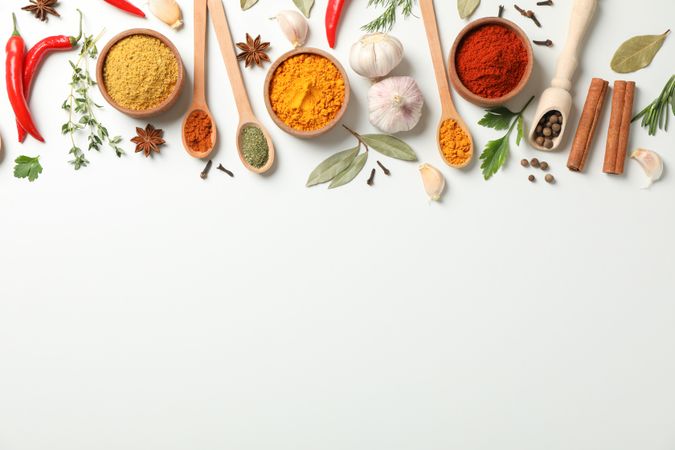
455,24 -> 528,99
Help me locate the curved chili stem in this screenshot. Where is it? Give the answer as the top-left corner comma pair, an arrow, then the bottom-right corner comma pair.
73,10 -> 83,44
12,12 -> 19,36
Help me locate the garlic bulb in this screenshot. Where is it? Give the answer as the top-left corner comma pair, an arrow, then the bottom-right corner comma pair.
631,148 -> 663,188
149,0 -> 183,29
419,163 -> 445,202
369,76 -> 424,133
272,10 -> 308,48
350,33 -> 404,80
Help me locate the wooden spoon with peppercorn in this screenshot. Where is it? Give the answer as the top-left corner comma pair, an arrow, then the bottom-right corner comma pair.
182,0 -> 216,159
207,0 -> 275,174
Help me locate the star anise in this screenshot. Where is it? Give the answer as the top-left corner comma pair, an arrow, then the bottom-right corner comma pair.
22,0 -> 60,22
131,124 -> 165,157
236,34 -> 271,68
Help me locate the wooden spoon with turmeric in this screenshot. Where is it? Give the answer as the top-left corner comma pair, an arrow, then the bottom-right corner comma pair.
419,0 -> 474,169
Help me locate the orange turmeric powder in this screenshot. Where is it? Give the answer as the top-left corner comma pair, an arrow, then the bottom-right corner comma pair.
269,54 -> 345,131
439,119 -> 472,166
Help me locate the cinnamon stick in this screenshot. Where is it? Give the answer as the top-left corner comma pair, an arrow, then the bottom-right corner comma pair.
567,78 -> 608,172
603,80 -> 635,175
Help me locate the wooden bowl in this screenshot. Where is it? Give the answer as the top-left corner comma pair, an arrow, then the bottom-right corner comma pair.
448,17 -> 533,108
96,29 -> 185,119
264,47 -> 350,138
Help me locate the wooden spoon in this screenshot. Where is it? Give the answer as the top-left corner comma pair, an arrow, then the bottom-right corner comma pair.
207,0 -> 275,174
419,0 -> 474,168
182,0 -> 216,159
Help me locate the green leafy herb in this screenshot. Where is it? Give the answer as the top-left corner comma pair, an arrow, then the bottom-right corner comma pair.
360,134 -> 417,161
14,155 -> 43,182
610,30 -> 670,73
632,74 -> 675,135
62,31 -> 124,170
307,147 -> 359,187
329,152 -> 368,189
362,0 -> 415,33
293,0 -> 314,17
457,0 -> 480,19
240,0 -> 259,10
478,96 -> 534,180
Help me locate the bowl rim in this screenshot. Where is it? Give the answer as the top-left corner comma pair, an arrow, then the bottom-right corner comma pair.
448,17 -> 534,108
96,28 -> 185,119
263,47 -> 351,139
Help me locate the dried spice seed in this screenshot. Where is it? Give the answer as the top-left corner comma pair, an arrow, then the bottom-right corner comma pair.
22,0 -> 60,22
201,159 -> 213,179
131,124 -> 165,157
377,160 -> 391,175
533,39 -> 553,47
537,0 -> 553,5
530,158 -> 540,168
521,159 -> 530,167
367,168 -> 376,186
540,161 -> 549,170
528,174 -> 536,182
236,34 -> 271,68
514,4 -> 541,27
217,164 -> 234,177
498,4 -> 505,17
545,174 -> 555,183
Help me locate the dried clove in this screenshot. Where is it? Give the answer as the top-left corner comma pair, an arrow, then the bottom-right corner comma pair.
537,0 -> 553,5
216,164 -> 234,177
200,159 -> 213,179
514,4 -> 541,27
367,168 -> 376,186
377,160 -> 391,175
533,39 -> 553,47
498,4 -> 504,17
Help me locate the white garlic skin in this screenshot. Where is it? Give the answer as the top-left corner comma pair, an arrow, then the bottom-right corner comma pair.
631,148 -> 663,188
273,10 -> 308,48
350,33 -> 404,80
149,0 -> 183,29
368,76 -> 424,133
419,163 -> 445,202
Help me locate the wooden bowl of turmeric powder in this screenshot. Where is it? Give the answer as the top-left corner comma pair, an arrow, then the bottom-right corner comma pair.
97,29 -> 185,119
264,48 -> 350,138
448,18 -> 533,108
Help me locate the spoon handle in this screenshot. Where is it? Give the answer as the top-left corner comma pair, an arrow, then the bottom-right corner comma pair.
552,0 -> 597,91
207,0 -> 255,119
419,0 -> 457,117
193,0 -> 207,102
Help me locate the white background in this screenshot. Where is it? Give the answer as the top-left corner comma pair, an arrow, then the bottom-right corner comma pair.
1,0 -> 674,449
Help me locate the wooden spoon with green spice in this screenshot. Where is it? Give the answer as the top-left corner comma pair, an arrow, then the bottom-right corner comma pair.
182,0 -> 216,159
207,0 -> 275,174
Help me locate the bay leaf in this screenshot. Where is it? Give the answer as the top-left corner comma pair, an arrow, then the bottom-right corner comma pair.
306,147 -> 359,187
610,30 -> 670,73
241,0 -> 259,10
457,0 -> 480,19
293,0 -> 315,17
361,134 -> 417,161
329,152 -> 368,189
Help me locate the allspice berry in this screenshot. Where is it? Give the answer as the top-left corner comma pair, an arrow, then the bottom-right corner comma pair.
521,159 -> 530,167
540,161 -> 549,170
544,139 -> 554,149
528,174 -> 536,182
545,174 -> 555,183
530,158 -> 540,168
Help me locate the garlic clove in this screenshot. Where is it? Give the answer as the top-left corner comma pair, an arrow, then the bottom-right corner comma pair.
349,33 -> 404,80
419,163 -> 445,202
631,148 -> 663,188
272,10 -> 308,48
369,76 -> 424,133
149,0 -> 183,29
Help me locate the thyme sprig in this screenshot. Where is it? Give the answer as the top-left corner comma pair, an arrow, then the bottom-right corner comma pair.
632,74 -> 675,136
62,31 -> 124,170
362,0 -> 416,33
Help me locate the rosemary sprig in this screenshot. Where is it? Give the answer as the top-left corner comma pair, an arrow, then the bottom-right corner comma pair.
62,31 -> 124,170
362,0 -> 415,33
632,74 -> 675,136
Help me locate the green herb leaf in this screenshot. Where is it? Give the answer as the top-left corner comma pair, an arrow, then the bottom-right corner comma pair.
293,0 -> 314,17
329,152 -> 368,189
457,0 -> 480,19
480,136 -> 510,181
14,155 -> 43,182
240,0 -> 259,10
362,0 -> 415,32
478,106 -> 515,130
516,115 -> 524,146
610,30 -> 671,73
632,74 -> 675,135
307,147 -> 359,187
361,134 -> 417,161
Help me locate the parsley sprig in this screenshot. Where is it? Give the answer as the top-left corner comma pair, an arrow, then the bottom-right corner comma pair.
478,96 -> 534,180
632,74 -> 675,136
14,155 -> 43,182
62,31 -> 124,170
362,0 -> 415,32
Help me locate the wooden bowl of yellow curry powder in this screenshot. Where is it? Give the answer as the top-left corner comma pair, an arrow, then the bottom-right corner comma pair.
97,29 -> 184,119
264,48 -> 350,138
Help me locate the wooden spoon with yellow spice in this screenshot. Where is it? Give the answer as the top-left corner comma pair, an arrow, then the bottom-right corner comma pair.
419,0 -> 474,168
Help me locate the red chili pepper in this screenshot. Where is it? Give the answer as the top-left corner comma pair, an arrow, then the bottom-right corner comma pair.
326,0 -> 346,49
6,13 -> 44,143
17,11 -> 82,143
103,0 -> 146,18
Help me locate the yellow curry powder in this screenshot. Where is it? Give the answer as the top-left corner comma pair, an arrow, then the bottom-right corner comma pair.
103,35 -> 178,111
439,119 -> 472,166
269,54 -> 345,131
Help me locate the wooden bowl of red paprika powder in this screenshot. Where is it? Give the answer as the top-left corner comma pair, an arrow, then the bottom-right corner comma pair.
449,18 -> 533,107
